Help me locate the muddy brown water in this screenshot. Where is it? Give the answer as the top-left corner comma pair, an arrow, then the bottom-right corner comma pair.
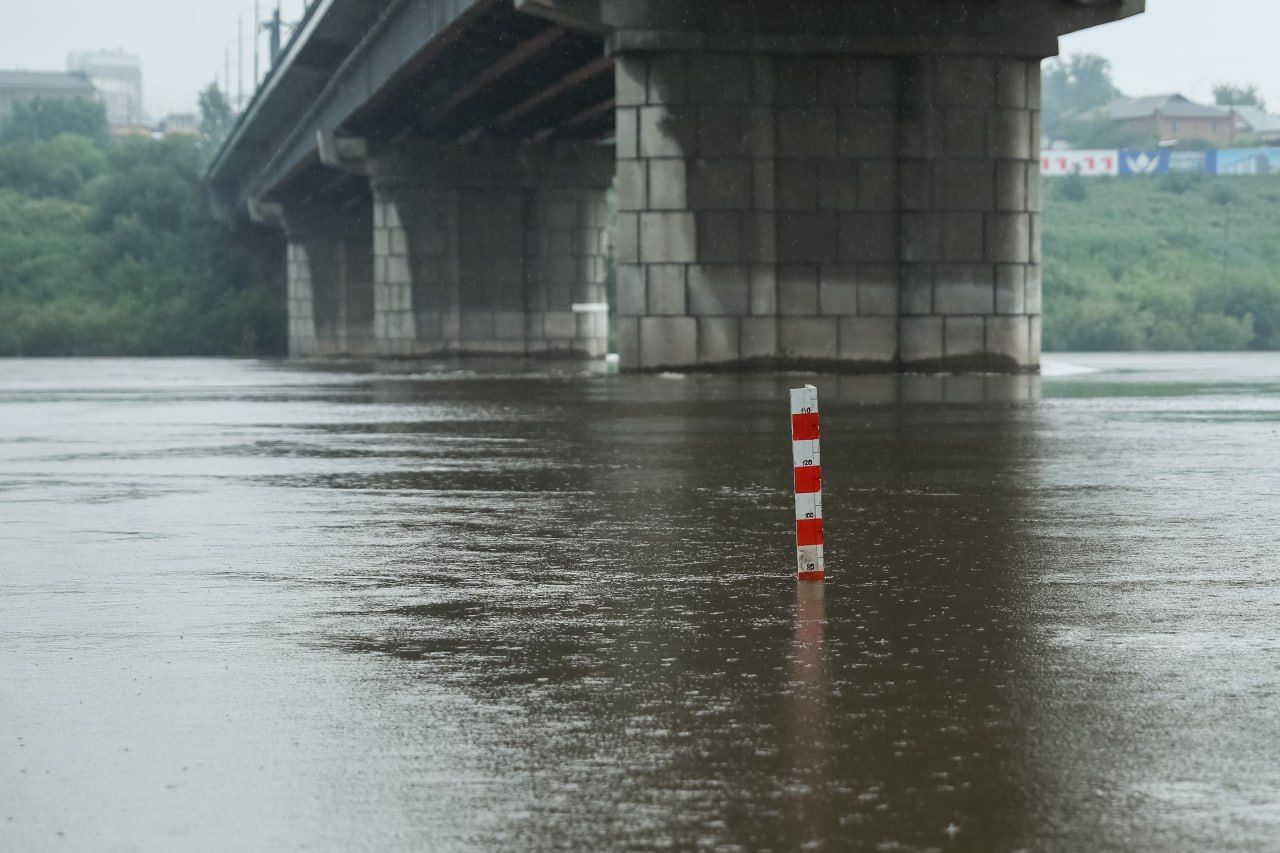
2,354 -> 1278,851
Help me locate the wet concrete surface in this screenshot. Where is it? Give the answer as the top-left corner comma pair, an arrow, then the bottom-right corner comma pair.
1,354 -> 1278,851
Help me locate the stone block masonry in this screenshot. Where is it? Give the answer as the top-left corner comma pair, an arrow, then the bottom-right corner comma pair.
369,142 -> 613,358
283,196 -> 376,358
526,188 -> 612,356
896,55 -> 1041,371
613,48 -> 1043,373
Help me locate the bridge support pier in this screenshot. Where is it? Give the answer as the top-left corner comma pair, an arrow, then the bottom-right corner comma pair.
612,45 -> 1043,372
282,194 -> 376,357
368,142 -> 614,358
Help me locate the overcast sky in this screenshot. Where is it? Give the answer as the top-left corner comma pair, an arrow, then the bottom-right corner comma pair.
0,0 -> 1276,118
0,0 -> 311,118
1060,0 -> 1280,109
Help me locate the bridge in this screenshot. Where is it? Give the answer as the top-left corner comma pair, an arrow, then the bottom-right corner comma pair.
206,0 -> 1144,371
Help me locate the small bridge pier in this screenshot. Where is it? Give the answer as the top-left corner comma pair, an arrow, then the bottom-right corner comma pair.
368,141 -> 613,358
281,188 -> 377,358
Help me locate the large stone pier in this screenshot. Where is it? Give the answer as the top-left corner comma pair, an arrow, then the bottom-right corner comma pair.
611,50 -> 1043,371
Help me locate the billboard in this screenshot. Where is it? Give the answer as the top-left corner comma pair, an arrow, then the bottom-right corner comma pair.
1041,150 -> 1119,177
1043,148 -> 1280,177
1119,150 -> 1213,175
1215,148 -> 1280,175
1169,151 -> 1211,173
1117,150 -> 1170,175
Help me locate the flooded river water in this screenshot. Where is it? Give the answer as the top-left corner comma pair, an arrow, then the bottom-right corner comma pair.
2,354 -> 1278,851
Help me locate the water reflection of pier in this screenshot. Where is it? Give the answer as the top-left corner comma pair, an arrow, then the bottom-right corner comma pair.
326,369 -> 1044,848
787,582 -> 830,846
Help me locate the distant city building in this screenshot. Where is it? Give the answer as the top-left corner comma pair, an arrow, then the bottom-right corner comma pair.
1106,94 -> 1235,146
0,70 -> 97,120
160,113 -> 198,137
67,50 -> 143,126
1230,106 -> 1280,145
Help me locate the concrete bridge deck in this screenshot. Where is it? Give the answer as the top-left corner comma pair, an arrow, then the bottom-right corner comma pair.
207,0 -> 1144,370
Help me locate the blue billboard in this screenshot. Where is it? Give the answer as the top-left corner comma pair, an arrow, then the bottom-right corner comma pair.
1169,151 -> 1212,173
1048,147 -> 1280,177
1215,148 -> 1280,175
1115,150 -> 1218,175
1117,150 -> 1170,175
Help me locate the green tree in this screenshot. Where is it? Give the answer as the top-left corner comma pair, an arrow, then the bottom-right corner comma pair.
197,83 -> 234,165
0,133 -> 106,198
1213,83 -> 1266,110
87,136 -> 204,232
1042,54 -> 1121,127
1042,178 -> 1280,353
0,101 -> 285,357
0,97 -> 107,143
1160,172 -> 1203,195
1057,170 -> 1088,202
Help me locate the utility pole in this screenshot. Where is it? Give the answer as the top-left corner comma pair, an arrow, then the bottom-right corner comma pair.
224,47 -> 231,101
253,0 -> 260,88
268,2 -> 283,66
237,14 -> 244,110
1222,198 -> 1231,290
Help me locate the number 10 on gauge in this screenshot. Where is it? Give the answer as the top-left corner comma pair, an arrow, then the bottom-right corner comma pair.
790,385 -> 824,581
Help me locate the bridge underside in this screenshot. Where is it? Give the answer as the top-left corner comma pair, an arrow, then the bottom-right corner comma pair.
208,0 -> 1144,371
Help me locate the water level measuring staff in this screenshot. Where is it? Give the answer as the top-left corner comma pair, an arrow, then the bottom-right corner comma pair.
790,385 -> 824,582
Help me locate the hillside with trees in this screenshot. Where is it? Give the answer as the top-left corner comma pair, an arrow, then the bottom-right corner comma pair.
1043,174 -> 1280,352
0,92 -> 282,356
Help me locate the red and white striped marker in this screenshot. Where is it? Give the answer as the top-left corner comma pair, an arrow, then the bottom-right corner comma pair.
790,385 -> 824,582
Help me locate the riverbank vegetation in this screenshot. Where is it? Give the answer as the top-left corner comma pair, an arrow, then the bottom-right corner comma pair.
2,91 -> 1278,357
1043,175 -> 1280,351
0,95 -> 283,357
